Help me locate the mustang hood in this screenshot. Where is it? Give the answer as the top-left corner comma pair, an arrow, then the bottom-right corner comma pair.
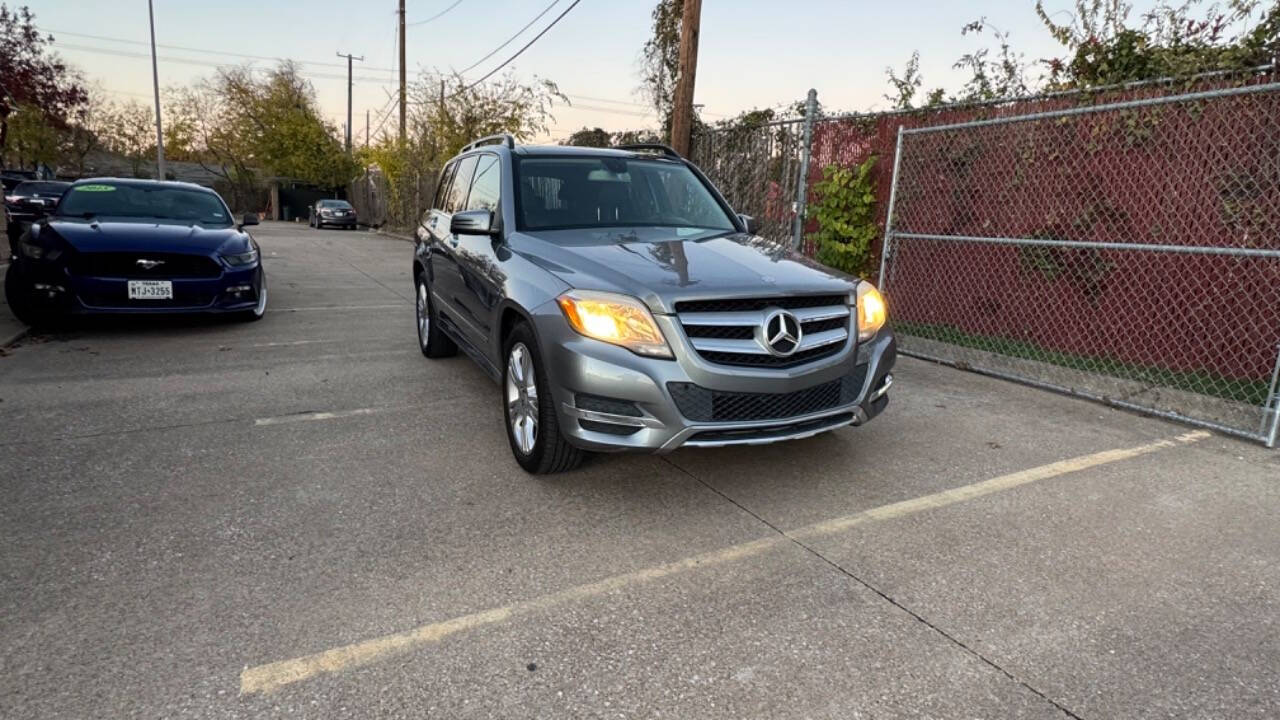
511,226 -> 857,314
41,218 -> 249,255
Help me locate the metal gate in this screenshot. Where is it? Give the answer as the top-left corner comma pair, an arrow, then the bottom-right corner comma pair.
880,82 -> 1280,447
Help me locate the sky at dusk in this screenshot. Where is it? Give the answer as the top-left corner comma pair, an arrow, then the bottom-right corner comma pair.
29,0 -> 1165,142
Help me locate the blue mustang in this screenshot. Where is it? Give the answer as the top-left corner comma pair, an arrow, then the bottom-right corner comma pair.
5,179 -> 267,326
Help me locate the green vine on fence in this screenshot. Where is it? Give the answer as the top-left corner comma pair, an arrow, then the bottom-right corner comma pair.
808,157 -> 879,278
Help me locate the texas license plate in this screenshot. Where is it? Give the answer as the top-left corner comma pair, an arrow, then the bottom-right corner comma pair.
127,280 -> 173,299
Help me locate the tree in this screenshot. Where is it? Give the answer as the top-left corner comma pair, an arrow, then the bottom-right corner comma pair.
98,99 -> 158,178
639,0 -> 683,122
409,69 -> 565,163
561,127 -> 612,147
0,4 -> 87,158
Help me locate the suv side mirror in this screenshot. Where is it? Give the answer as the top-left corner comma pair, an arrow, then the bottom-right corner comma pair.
240,213 -> 260,228
738,214 -> 759,235
451,209 -> 496,236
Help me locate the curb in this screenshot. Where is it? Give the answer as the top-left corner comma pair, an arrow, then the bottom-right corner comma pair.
377,229 -> 415,243
1,327 -> 27,349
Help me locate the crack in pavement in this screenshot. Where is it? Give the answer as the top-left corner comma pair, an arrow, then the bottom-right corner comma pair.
659,453 -> 1088,720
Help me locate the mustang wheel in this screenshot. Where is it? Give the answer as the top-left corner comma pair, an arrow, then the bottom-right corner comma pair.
239,267 -> 267,322
4,262 -> 63,329
503,322 -> 584,474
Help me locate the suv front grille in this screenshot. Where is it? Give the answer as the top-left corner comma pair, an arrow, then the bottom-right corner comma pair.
676,294 -> 852,369
668,365 -> 867,422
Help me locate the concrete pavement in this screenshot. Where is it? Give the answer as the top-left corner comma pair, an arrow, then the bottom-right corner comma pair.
1,221 -> 1276,718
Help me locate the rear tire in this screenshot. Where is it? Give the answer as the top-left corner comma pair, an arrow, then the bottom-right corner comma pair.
415,271 -> 456,358
503,321 -> 584,474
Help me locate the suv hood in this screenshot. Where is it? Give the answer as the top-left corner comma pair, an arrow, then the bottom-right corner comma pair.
511,227 -> 857,314
39,218 -> 250,255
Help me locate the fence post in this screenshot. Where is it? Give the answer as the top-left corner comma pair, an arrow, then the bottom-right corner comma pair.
1266,343 -> 1280,448
791,88 -> 818,250
877,124 -> 905,290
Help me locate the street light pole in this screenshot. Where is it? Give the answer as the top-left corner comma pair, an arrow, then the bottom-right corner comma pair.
147,0 -> 166,180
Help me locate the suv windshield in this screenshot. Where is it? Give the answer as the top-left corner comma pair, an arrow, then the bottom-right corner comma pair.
514,156 -> 736,233
57,183 -> 232,227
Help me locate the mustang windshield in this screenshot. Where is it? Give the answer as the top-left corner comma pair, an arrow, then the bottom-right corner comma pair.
514,156 -> 736,233
57,183 -> 233,227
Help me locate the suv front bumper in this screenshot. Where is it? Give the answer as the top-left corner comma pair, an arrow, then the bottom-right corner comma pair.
532,302 -> 896,453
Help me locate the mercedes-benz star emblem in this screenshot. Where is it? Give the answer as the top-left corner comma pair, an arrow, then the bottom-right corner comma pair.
136,259 -> 165,270
762,309 -> 802,356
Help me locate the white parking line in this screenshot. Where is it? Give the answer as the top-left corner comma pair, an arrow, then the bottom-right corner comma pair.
247,339 -> 341,348
254,408 -> 379,426
267,304 -> 406,313
239,430 -> 1209,695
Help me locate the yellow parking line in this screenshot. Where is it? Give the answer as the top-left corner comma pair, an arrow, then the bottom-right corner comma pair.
239,430 -> 1210,695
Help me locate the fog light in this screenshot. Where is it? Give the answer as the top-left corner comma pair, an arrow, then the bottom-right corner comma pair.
226,285 -> 252,294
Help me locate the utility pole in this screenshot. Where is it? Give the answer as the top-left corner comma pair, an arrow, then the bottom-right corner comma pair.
147,0 -> 166,180
669,0 -> 702,158
398,0 -> 407,142
366,109 -> 370,147
336,51 -> 364,152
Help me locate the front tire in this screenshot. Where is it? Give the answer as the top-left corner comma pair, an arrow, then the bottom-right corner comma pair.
4,263 -> 63,329
415,271 -> 456,358
238,267 -> 267,322
503,322 -> 584,474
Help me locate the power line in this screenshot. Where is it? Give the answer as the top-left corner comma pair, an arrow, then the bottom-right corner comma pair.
455,0 -> 559,75
56,42 -> 392,84
44,27 -> 398,73
462,0 -> 584,91
407,0 -> 467,26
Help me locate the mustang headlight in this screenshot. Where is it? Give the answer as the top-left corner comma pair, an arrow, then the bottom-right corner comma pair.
556,290 -> 673,358
18,239 -> 45,260
222,248 -> 259,267
856,281 -> 887,341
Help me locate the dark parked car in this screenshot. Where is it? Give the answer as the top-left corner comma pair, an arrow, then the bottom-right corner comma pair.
5,180 -> 71,251
413,135 -> 895,473
5,178 -> 267,326
309,199 -> 357,229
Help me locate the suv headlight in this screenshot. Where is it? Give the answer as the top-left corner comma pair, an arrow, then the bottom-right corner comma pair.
856,281 -> 887,341
556,290 -> 673,358
222,248 -> 259,267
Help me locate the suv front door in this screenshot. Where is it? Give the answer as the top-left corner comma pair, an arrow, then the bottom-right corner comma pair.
428,155 -> 481,346
451,153 -> 504,344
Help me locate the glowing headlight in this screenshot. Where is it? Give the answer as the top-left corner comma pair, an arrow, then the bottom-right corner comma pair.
556,290 -> 673,358
856,281 -> 887,341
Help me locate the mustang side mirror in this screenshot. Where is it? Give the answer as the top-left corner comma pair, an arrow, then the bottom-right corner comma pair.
451,209 -> 497,236
240,213 -> 260,229
738,213 -> 759,235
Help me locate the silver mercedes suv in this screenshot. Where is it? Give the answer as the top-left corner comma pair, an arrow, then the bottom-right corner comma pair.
413,135 -> 896,473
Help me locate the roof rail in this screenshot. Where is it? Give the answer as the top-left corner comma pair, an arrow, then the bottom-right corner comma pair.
615,143 -> 683,159
462,133 -> 516,152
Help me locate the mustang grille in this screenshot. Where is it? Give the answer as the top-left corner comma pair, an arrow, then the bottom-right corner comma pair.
68,252 -> 222,279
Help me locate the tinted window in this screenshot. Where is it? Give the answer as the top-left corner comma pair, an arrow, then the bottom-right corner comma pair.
466,155 -> 500,212
433,163 -> 456,210
317,199 -> 352,209
513,157 -> 735,232
15,181 -> 69,196
57,183 -> 232,227
443,156 -> 478,214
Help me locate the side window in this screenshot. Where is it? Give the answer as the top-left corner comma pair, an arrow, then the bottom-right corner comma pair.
433,162 -> 457,211
466,155 -> 500,212
443,156 -> 478,214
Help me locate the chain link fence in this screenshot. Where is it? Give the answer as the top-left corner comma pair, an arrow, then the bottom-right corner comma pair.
881,80 -> 1280,446
691,119 -> 806,243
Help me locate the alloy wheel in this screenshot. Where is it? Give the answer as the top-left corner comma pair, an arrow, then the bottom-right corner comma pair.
505,342 -> 538,455
416,283 -> 430,348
